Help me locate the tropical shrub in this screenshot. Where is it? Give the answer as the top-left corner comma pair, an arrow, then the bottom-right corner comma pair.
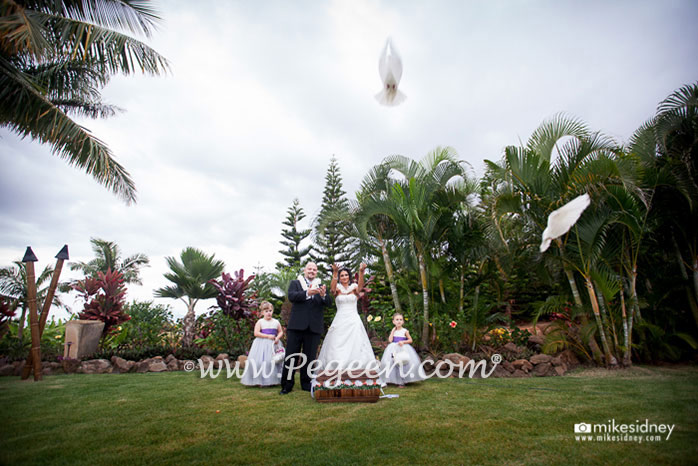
194,310 -> 256,356
209,270 -> 258,319
73,269 -> 130,336
0,298 -> 15,339
107,300 -> 176,349
0,319 -> 66,361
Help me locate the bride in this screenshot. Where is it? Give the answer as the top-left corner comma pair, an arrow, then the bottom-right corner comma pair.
316,262 -> 379,372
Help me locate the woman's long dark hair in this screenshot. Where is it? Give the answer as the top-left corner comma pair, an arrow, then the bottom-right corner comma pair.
338,267 -> 353,285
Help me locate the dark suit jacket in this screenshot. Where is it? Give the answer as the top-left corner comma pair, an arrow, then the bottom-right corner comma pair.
287,279 -> 331,335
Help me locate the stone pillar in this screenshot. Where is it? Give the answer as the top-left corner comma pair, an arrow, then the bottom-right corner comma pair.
63,320 -> 105,359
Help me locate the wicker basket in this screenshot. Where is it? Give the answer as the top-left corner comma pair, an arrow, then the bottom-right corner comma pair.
314,369 -> 381,403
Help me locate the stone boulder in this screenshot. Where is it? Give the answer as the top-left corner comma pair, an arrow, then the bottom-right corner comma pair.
111,356 -> 135,373
13,360 -> 25,376
532,362 -> 553,377
501,360 -> 515,373
528,334 -> 545,346
200,355 -> 215,367
47,362 -> 63,375
512,359 -> 533,372
80,359 -> 112,374
136,357 -> 167,373
167,358 -> 180,371
554,365 -> 567,376
502,342 -> 526,355
510,369 -> 530,378
215,353 -> 229,361
165,354 -> 177,363
420,357 -> 436,376
0,364 -> 15,376
148,360 -> 168,372
61,358 -> 80,374
558,349 -> 580,368
236,355 -> 247,370
442,353 -> 471,367
491,365 -> 511,378
530,354 -> 552,365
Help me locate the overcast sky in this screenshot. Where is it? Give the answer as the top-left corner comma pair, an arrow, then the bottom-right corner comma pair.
1,0 -> 697,320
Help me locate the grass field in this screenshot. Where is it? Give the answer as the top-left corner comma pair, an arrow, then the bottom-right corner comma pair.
1,365 -> 696,465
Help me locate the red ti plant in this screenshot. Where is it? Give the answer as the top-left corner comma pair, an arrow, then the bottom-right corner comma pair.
353,271 -> 375,315
73,268 -> 130,335
0,297 -> 16,339
209,269 -> 258,320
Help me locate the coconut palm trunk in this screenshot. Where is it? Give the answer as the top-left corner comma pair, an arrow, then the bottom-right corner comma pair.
620,285 -> 632,366
559,243 -> 603,363
417,250 -> 430,349
378,237 -> 402,313
471,284 -> 481,351
459,266 -> 465,314
584,277 -> 618,367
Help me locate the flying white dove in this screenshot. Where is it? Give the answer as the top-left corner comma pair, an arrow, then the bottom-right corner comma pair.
375,38 -> 406,106
539,193 -> 591,252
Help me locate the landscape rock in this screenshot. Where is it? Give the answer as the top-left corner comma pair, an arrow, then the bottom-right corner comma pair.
215,353 -> 229,361
165,354 -> 177,363
554,365 -> 567,376
502,360 -> 515,373
502,342 -> 523,354
80,359 -> 112,374
492,365 -> 511,378
512,359 -> 533,372
0,364 -> 15,376
148,360 -> 168,372
442,353 -> 470,366
530,354 -> 552,365
532,362 -> 552,376
167,359 -> 180,371
510,369 -> 530,378
12,360 -> 25,376
528,334 -> 545,346
236,355 -> 247,370
559,349 -> 580,368
61,359 -> 80,374
111,356 -> 135,373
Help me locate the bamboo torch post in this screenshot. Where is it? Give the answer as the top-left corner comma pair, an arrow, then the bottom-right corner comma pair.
22,245 -> 69,380
22,247 -> 42,381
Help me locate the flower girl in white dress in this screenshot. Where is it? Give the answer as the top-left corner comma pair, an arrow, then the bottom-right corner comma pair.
241,302 -> 284,386
380,313 -> 425,386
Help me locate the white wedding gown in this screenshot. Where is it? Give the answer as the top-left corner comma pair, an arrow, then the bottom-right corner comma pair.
317,284 -> 379,371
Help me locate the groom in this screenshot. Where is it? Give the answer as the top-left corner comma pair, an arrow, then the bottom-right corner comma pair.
280,262 -> 332,394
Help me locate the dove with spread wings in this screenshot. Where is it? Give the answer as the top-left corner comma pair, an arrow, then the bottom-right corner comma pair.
375,38 -> 406,106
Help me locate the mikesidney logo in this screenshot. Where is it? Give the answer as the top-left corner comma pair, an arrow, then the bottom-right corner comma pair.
574,420 -> 675,443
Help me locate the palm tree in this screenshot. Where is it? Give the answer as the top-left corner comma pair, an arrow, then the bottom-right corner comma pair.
70,238 -> 149,284
0,0 -> 169,203
0,261 -> 59,345
358,147 -> 468,348
352,162 -> 403,313
154,248 -> 225,347
484,114 -> 637,365
651,82 -> 698,326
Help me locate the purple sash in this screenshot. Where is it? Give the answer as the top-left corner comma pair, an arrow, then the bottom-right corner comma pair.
261,328 -> 278,336
393,336 -> 407,343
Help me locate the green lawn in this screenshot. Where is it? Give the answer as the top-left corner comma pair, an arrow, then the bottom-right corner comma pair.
1,365 -> 696,465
